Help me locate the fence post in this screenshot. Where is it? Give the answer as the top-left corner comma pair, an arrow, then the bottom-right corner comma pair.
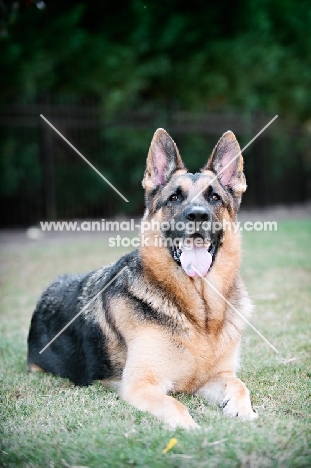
252,113 -> 269,206
40,117 -> 57,220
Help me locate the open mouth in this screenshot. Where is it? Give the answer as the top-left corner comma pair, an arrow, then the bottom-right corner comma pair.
172,235 -> 218,277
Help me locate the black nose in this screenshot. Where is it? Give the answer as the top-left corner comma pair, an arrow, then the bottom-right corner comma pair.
183,206 -> 210,222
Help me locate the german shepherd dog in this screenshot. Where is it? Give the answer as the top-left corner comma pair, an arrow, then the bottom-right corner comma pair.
28,129 -> 258,428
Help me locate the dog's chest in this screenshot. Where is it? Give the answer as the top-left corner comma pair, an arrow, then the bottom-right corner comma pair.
169,323 -> 237,393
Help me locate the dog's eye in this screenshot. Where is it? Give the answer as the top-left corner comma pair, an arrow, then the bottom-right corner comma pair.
211,193 -> 221,202
169,194 -> 179,202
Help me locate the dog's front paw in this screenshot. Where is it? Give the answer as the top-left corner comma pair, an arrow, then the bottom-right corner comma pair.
222,398 -> 258,421
165,410 -> 200,429
167,415 -> 200,430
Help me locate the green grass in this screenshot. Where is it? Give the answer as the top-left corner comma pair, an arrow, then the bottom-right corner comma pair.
1,220 -> 311,467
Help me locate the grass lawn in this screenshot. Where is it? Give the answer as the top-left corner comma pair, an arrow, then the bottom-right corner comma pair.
0,220 -> 310,467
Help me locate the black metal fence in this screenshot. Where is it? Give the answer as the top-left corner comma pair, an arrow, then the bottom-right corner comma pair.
1,98 -> 310,227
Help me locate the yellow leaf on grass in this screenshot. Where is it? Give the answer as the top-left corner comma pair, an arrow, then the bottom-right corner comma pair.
162,437 -> 178,453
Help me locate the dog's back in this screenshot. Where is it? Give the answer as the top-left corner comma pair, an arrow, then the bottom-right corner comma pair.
28,264 -> 119,385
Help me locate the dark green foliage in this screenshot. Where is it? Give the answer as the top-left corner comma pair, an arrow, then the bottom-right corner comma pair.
1,1 -> 311,224
1,0 -> 311,118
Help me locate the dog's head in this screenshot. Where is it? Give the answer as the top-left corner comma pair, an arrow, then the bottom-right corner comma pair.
142,128 -> 247,277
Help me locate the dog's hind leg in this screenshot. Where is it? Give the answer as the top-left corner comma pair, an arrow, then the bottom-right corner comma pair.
28,363 -> 45,373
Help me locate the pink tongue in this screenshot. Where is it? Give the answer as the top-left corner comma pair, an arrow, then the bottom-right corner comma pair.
180,245 -> 212,277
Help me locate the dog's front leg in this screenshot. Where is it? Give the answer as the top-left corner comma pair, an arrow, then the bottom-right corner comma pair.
120,337 -> 199,429
197,373 -> 258,420
121,380 -> 198,429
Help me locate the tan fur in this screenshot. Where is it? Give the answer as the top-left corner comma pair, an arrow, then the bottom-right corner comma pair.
103,219 -> 255,428
28,363 -> 45,373
93,298 -> 127,376
28,129 -> 256,428
80,269 -> 127,376
104,129 -> 256,428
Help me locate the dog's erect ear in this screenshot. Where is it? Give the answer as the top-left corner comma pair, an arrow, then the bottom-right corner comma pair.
203,131 -> 247,195
142,128 -> 185,190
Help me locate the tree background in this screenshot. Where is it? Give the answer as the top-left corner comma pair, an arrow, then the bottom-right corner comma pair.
1,0 -> 311,225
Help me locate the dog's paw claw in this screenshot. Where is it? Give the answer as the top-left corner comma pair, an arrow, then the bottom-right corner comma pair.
223,399 -> 258,421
